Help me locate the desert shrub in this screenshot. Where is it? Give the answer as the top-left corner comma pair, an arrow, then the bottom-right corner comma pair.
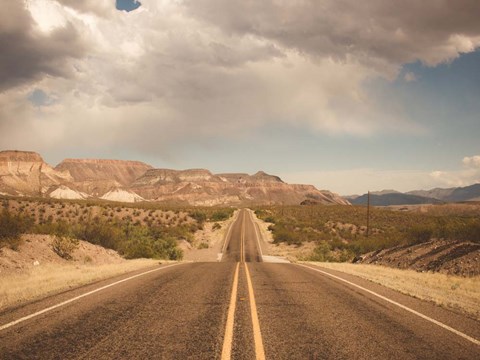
197,242 -> 209,249
461,221 -> 480,243
34,220 -> 73,237
52,236 -> 79,260
75,220 -> 124,250
273,227 -> 302,245
189,210 -> 207,224
212,222 -> 222,231
308,241 -> 333,262
0,210 -> 33,250
264,216 -> 276,223
210,210 -> 231,222
407,225 -> 434,245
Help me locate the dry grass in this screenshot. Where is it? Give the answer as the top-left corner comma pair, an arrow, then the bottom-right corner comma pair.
0,259 -> 162,311
308,262 -> 480,320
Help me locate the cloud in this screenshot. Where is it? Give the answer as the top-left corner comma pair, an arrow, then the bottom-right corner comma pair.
1,0 -> 480,164
463,155 -> 480,168
0,0 -> 86,91
429,155 -> 480,188
56,0 -> 114,16
184,0 -> 480,76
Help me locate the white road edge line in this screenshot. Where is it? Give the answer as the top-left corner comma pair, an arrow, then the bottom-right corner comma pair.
221,262 -> 240,360
0,263 -> 183,332
245,263 -> 266,360
297,264 -> 480,346
248,210 -> 264,258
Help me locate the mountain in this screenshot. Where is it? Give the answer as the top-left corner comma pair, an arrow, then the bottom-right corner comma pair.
408,184 -> 480,202
0,150 -> 72,196
55,158 -> 153,197
348,183 -> 480,206
371,189 -> 401,195
349,192 -> 443,206
131,168 -> 349,206
0,150 -> 348,205
407,187 -> 456,200
56,158 -> 152,185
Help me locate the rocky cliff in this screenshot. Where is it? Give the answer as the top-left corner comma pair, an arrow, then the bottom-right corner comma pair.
0,150 -> 348,205
56,158 -> 152,186
0,151 -> 72,196
55,158 -> 153,197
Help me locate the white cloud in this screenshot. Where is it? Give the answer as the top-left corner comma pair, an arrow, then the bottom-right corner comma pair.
463,155 -> 480,168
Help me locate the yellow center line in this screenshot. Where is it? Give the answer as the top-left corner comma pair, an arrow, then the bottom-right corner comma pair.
240,210 -> 245,263
245,262 -> 266,360
221,262 -> 240,360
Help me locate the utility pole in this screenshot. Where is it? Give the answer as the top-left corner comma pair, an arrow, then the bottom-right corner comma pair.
366,191 -> 370,238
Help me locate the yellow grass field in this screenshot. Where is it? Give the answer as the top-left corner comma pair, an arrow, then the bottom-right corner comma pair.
0,259 -> 162,311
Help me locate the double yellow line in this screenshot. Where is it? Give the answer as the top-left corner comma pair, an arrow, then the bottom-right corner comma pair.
240,210 -> 245,263
222,210 -> 265,360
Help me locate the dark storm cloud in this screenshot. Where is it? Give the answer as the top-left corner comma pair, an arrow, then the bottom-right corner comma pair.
0,1 -> 86,91
184,0 -> 480,68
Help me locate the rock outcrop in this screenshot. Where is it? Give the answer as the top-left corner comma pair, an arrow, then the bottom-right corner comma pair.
49,185 -> 89,200
0,151 -> 72,196
56,158 -> 152,186
100,189 -> 145,203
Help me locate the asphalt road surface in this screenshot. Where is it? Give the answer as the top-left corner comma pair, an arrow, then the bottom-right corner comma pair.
1,209 -> 479,359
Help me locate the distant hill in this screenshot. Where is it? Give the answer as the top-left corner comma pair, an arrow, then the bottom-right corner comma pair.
408,183 -> 480,202
349,192 -> 442,206
346,183 -> 480,206
0,150 -> 349,206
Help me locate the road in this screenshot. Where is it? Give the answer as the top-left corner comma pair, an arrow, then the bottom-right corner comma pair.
1,209 -> 479,359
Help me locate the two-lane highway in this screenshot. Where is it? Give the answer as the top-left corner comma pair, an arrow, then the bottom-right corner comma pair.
1,209 -> 479,359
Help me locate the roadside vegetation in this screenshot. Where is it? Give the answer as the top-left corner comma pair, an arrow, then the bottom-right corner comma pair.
254,205 -> 480,262
0,197 -> 234,260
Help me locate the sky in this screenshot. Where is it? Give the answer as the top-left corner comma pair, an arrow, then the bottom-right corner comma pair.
1,0 -> 479,195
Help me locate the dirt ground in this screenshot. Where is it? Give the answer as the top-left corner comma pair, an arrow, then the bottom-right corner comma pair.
0,234 -> 125,276
358,239 -> 480,277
